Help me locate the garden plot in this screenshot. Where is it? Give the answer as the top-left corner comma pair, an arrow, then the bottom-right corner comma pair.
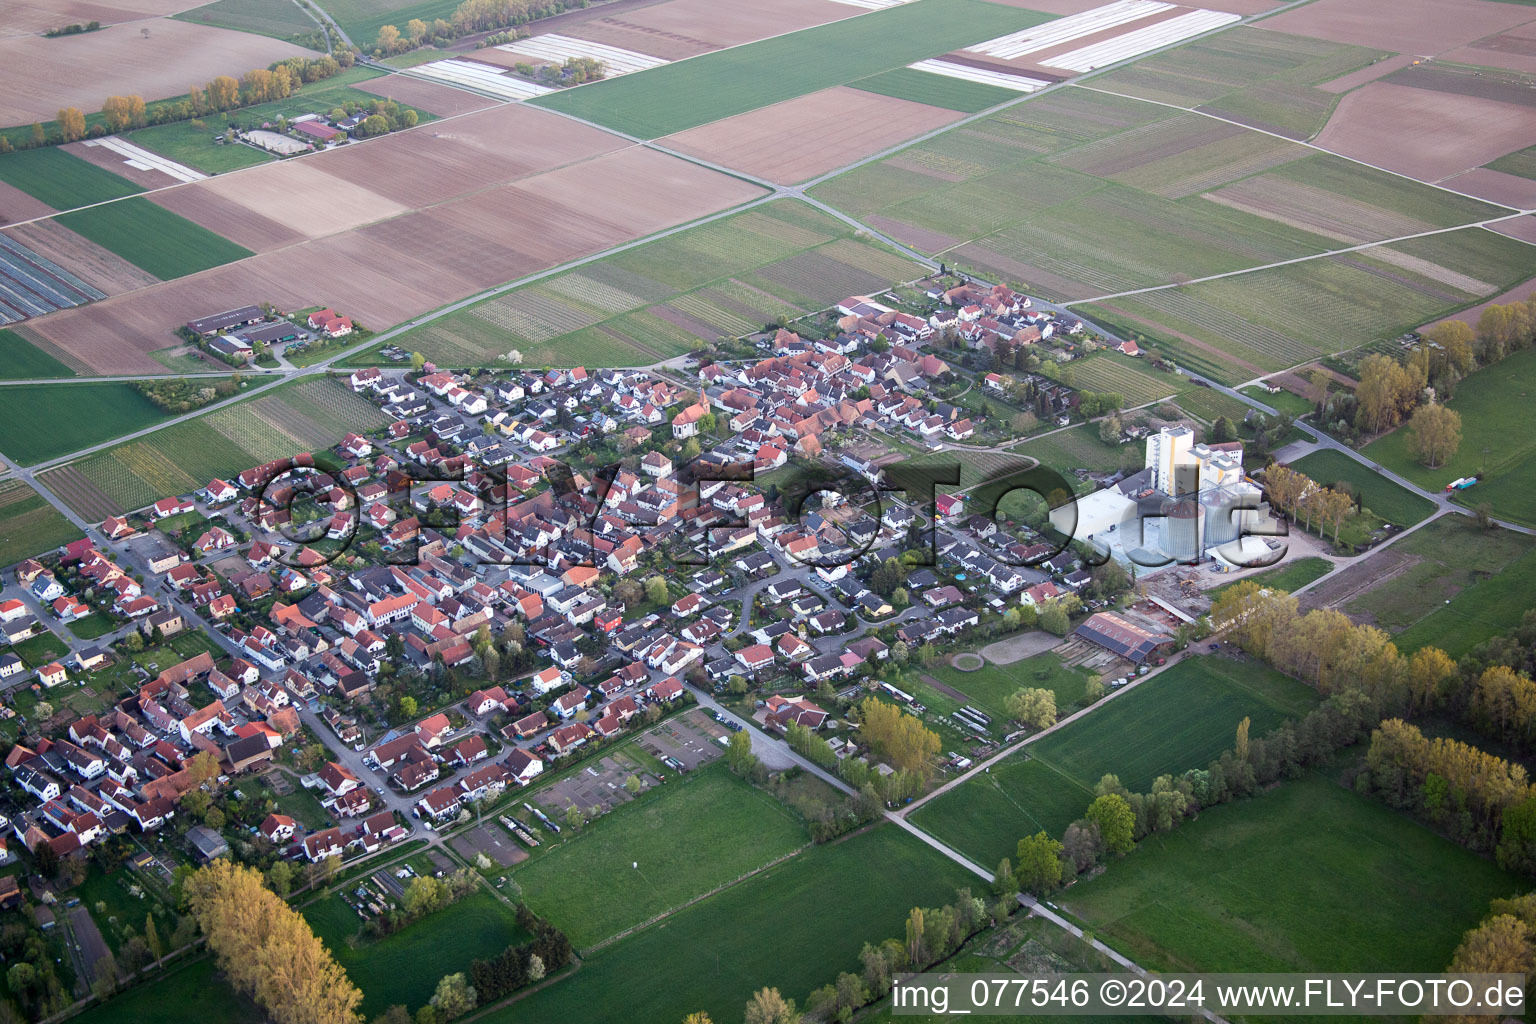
406,59 -> 554,100
0,230 -> 106,325
494,34 -> 670,76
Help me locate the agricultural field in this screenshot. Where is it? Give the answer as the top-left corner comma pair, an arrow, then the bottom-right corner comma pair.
306,887 -> 529,1018
850,67 -> 1022,114
1092,27 -> 1393,139
909,656 -> 1318,867
0,480 -> 82,567
0,146 -> 142,211
531,0 -> 1050,138
41,378 -> 388,518
393,201 -> 926,368
175,0 -> 324,42
1015,423 -> 1134,476
1062,775 -> 1519,973
482,825 -> 977,1024
0,328 -> 76,380
1083,226 -> 1534,385
128,122 -> 275,175
926,651 -> 1096,722
69,957 -> 261,1024
0,382 -> 177,465
514,765 -> 808,949
57,199 -> 254,281
1173,383 -> 1251,425
1047,353 -> 1180,407
1287,449 -> 1435,527
1364,346 -> 1536,526
1487,145 -> 1536,181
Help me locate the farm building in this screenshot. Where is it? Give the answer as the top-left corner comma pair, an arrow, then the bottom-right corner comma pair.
1073,612 -> 1172,665
185,306 -> 263,337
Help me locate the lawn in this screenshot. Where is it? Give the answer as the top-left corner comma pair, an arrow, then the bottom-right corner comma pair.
12,630 -> 69,668
1241,383 -> 1313,418
0,480 -> 81,566
1364,346 -> 1536,527
305,886 -> 529,1017
927,651 -> 1095,721
0,382 -> 175,465
57,198 -> 253,281
1394,541 -> 1536,659
514,764 -> 808,949
1061,774 -> 1520,972
0,328 -> 76,379
849,67 -> 1023,114
0,146 -> 142,210
129,122 -> 275,175
910,656 -> 1318,866
1211,555 -> 1332,596
481,825 -> 978,1024
1013,423 -> 1131,475
70,957 -> 262,1024
1287,449 -> 1435,527
531,0 -> 1051,138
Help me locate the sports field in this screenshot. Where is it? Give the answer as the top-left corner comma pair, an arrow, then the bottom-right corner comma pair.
1364,345 -> 1536,527
0,328 -> 76,379
927,652 -> 1095,722
57,198 -> 254,281
909,656 -> 1318,867
129,122 -> 275,175
0,146 -> 142,211
531,0 -> 1050,138
0,480 -> 82,567
391,201 -> 926,368
41,378 -> 388,518
0,382 -> 176,465
482,825 -> 977,1024
1061,775 -> 1519,972
306,887 -> 529,1017
515,765 -> 808,949
1287,449 -> 1435,527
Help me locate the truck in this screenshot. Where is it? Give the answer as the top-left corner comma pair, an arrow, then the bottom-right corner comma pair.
1445,477 -> 1478,492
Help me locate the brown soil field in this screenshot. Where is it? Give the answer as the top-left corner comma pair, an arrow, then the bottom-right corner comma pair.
0,182 -> 55,226
1424,272 -> 1536,331
1,0 -> 200,36
1438,168 -> 1536,210
1029,6 -> 1190,70
563,0 -> 860,58
305,103 -> 625,208
353,74 -> 499,117
1313,81 -> 1536,183
38,465 -> 121,522
0,19 -> 311,127
3,219 -> 159,295
953,241 -> 1099,301
62,139 -> 182,190
1261,0 -> 1535,56
1443,26 -> 1536,74
865,215 -> 962,255
1490,216 -> 1536,245
1315,53 -> 1416,93
22,147 -> 761,374
189,159 -> 410,240
662,86 -> 963,184
148,186 -> 306,252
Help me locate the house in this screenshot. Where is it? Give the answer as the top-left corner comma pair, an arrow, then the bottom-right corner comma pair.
466,687 -> 508,716
529,666 -> 564,695
547,722 -> 593,755
318,761 -> 360,796
259,813 -> 297,844
303,827 -> 347,862
552,686 -> 590,719
36,662 -> 66,688
1073,612 -> 1172,665
764,695 -> 829,731
188,824 -> 230,863
506,748 -> 543,785
448,734 -> 488,766
414,713 -> 453,748
734,644 -> 775,675
150,496 -> 194,519
416,785 -> 461,820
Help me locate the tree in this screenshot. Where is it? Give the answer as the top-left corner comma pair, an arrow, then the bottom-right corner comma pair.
145,913 -> 164,962
1004,687 -> 1056,729
526,954 -> 545,982
905,906 -> 927,968
1062,819 -> 1103,871
993,857 -> 1018,896
682,1015 -> 713,1024
187,749 -> 220,788
100,95 -> 147,131
644,575 -> 669,605
1406,403 -> 1461,469
90,955 -> 118,1000
57,107 -> 86,142
33,701 -> 53,721
266,860 -> 296,898
411,351 -> 426,372
564,804 -> 587,830
1037,600 -> 1070,637
29,123 -> 44,147
374,24 -> 402,53
1085,794 -> 1135,854
398,695 -> 418,719
725,730 -> 756,776
1447,914 -> 1533,978
429,973 -> 476,1020
1014,831 -> 1063,894
1354,354 -> 1422,433
1097,414 -> 1122,445
624,774 -> 642,796
856,697 -> 941,778
744,987 -> 798,1024
373,1009 -> 411,1024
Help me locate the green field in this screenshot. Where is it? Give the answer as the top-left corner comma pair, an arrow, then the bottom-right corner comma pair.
319,0 -> 461,51
1048,353 -> 1180,407
483,825 -> 977,1024
1288,449 -> 1435,527
390,200 -> 925,368
849,67 -> 1024,113
1240,382 -> 1314,417
71,957 -> 261,1024
57,198 -> 252,280
0,382 -> 176,465
531,0 -> 1051,137
1212,555 -> 1332,596
1092,28 -> 1392,139
1062,774 -> 1519,972
927,651 -> 1096,721
0,479 -> 82,566
514,765 -> 808,949
1014,423 -> 1131,475
41,377 -> 388,518
306,887 -> 529,1017
128,122 -> 275,175
910,656 -> 1317,866
0,328 -> 76,379
1364,345 -> 1536,526
0,147 -> 142,210
175,0 -> 323,41
1487,144 -> 1536,180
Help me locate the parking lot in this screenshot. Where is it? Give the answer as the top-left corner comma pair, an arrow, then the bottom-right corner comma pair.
637,709 -> 728,771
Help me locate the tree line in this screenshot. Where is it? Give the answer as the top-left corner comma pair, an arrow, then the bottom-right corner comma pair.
1442,889 -> 1536,1022
134,377 -> 239,413
372,0 -> 588,56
